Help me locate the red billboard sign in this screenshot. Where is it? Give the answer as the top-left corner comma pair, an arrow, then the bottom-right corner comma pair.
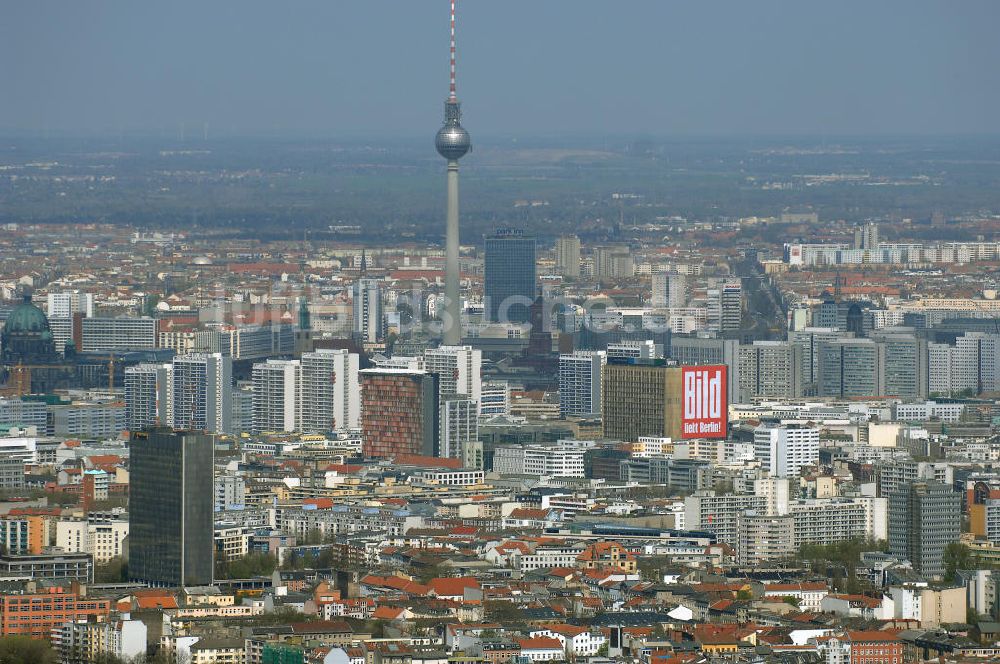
681,365 -> 728,439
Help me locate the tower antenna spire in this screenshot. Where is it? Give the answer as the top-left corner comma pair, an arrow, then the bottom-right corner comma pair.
449,0 -> 457,100
436,0 -> 471,346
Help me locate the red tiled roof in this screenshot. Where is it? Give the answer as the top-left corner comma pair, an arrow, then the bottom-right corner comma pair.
428,577 -> 480,597
515,637 -> 563,650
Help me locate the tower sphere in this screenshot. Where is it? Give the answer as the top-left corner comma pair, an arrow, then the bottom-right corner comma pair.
436,122 -> 471,161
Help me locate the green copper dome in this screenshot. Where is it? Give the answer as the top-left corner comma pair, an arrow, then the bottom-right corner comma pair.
5,294 -> 50,334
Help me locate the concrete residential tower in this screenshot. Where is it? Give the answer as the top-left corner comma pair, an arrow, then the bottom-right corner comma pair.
435,0 -> 472,345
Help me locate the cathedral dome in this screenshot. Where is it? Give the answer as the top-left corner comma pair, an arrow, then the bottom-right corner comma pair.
5,294 -> 50,335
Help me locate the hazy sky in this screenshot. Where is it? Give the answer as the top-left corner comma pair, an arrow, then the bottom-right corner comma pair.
2,1 -> 998,137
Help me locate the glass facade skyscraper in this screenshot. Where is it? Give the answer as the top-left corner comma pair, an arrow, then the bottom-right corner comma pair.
484,230 -> 536,324
128,428 -> 214,587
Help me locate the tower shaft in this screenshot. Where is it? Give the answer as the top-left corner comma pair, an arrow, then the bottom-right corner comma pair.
444,160 -> 461,345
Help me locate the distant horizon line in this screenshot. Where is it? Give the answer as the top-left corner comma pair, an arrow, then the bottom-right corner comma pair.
0,129 -> 998,144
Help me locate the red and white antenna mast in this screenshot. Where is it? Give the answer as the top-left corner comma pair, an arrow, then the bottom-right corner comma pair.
449,0 -> 458,100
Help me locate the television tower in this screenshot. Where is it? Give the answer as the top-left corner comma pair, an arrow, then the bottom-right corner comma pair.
435,0 -> 471,345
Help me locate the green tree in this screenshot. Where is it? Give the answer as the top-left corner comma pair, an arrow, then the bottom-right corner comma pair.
0,636 -> 59,664
95,556 -> 128,583
944,541 -> 974,583
215,552 -> 278,579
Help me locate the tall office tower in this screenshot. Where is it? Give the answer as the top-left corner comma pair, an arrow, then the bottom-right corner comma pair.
231,381 -> 253,435
954,332 -> 1000,395
870,331 -> 928,399
80,317 -> 157,351
424,345 -> 482,402
651,272 -> 687,308
817,338 -> 882,398
435,0 -> 472,345
854,221 -> 880,250
738,341 -> 803,400
124,363 -> 173,432
667,336 -> 741,403
888,480 -> 961,578
787,327 -> 850,395
602,361 -> 677,442
706,289 -> 721,332
352,278 -> 384,343
927,342 -> 955,396
555,235 -> 581,278
926,335 -> 996,397
171,353 -> 232,434
360,369 -> 439,458
440,398 -> 479,466
128,428 -> 213,587
299,349 -> 360,433
593,245 -> 633,279
753,424 -> 820,478
479,380 -> 510,417
47,291 -> 94,318
559,351 -> 606,417
720,282 -> 743,332
484,229 -> 536,324
845,303 -> 865,338
251,359 -> 300,434
812,299 -> 841,329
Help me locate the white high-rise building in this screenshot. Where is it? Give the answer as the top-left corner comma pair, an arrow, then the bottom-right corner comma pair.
424,345 -> 482,402
352,278 -> 384,343
440,398 -> 479,465
171,353 -> 232,434
754,424 -> 820,478
47,291 -> 94,318
651,272 -> 687,308
559,351 -> 605,417
299,349 -> 360,433
124,363 -> 173,432
251,359 -> 300,434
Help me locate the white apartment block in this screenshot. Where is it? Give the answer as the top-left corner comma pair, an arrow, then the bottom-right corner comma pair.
754,424 -> 819,478
684,491 -> 768,546
424,345 -> 482,401
55,519 -> 129,563
300,349 -> 360,432
493,444 -> 586,478
215,474 -> 247,511
787,497 -> 888,546
251,359 -> 299,433
559,351 -> 605,417
47,291 -> 94,318
440,398 -> 479,464
514,545 -> 586,572
124,363 -> 173,432
172,353 -> 232,433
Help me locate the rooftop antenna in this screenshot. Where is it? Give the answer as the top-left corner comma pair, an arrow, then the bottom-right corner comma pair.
449,0 -> 457,101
